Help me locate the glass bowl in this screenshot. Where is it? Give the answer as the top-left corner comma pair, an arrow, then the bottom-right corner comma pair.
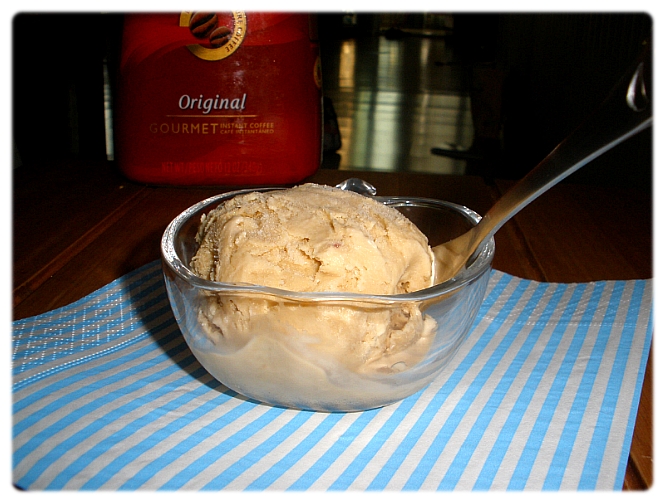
161,186 -> 494,412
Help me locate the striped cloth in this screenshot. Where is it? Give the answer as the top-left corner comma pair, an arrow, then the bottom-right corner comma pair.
12,260 -> 652,490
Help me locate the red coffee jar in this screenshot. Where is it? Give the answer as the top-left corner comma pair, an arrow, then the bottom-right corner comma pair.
115,12 -> 323,185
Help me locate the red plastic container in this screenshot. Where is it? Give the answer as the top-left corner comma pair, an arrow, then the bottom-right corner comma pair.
115,12 -> 322,185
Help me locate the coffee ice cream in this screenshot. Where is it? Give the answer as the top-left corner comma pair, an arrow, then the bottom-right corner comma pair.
191,184 -> 435,294
188,183 -> 438,410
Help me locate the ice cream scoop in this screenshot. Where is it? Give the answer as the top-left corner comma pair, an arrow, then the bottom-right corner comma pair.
187,183 -> 439,391
190,183 -> 435,295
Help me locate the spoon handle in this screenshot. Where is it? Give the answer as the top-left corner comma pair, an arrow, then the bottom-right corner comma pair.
480,44 -> 652,244
435,40 -> 652,282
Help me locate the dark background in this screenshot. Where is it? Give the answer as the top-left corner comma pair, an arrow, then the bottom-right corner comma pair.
12,12 -> 652,191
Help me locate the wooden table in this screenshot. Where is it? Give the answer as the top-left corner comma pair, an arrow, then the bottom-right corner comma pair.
12,160 -> 653,489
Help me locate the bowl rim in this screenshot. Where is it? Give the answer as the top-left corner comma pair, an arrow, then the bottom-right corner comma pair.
160,187 -> 495,303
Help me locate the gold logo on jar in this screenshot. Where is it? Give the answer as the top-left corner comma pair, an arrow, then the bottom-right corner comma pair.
180,12 -> 247,61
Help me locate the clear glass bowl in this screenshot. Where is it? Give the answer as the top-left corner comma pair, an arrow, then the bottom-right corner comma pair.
161,187 -> 494,412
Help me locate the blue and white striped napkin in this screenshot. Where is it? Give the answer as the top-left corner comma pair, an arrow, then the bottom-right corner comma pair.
12,260 -> 652,490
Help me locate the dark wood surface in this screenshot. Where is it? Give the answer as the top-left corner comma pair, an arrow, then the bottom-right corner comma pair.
12,160 -> 653,489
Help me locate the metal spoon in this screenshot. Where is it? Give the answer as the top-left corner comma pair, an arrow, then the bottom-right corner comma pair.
431,43 -> 652,284
338,43 -> 651,286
